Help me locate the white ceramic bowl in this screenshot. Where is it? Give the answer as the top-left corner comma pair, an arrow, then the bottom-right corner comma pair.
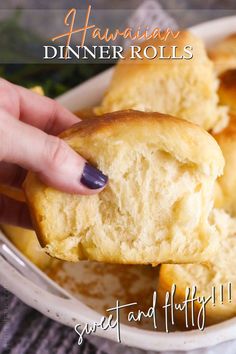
1,15 -> 236,353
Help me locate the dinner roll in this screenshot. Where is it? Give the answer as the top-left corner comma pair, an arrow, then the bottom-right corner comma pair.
0,185 -> 25,202
74,107 -> 96,120
213,114 -> 236,215
208,34 -> 236,75
218,69 -> 236,114
1,224 -> 53,269
24,110 -> 224,264
95,31 -> 228,133
158,210 -> 236,328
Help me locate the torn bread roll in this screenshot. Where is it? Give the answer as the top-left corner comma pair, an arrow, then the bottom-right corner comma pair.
24,110 -> 224,264
95,31 -> 228,133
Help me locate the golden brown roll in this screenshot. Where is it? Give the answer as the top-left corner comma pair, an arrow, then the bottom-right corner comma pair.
158,210 -> 236,328
213,114 -> 236,215
1,224 -> 53,269
218,69 -> 236,114
24,110 -> 224,264
95,31 -> 228,133
208,34 -> 236,75
74,107 -> 96,120
0,185 -> 25,202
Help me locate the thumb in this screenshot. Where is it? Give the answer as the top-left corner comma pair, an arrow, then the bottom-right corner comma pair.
0,110 -> 108,195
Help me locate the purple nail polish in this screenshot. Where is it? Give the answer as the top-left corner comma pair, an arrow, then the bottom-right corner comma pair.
80,163 -> 108,189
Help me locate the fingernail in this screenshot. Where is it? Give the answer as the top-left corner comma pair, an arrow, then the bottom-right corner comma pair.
80,163 -> 108,189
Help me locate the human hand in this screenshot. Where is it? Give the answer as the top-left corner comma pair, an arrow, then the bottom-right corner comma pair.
0,79 -> 108,228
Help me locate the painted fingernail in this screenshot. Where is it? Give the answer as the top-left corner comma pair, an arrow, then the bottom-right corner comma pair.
80,163 -> 108,189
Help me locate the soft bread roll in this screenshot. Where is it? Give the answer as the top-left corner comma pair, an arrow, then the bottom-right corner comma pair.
208,34 -> 236,75
24,110 -> 224,264
1,224 -> 53,269
158,210 -> 236,327
218,69 -> 236,114
213,114 -> 236,215
95,31 -> 228,133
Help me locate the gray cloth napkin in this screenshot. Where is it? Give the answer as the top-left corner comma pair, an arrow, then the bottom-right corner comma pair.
0,290 -> 101,353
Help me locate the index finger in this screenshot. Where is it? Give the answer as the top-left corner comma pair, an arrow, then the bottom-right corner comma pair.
15,84 -> 80,135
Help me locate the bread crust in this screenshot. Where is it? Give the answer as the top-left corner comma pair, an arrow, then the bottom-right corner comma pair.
59,110 -> 224,174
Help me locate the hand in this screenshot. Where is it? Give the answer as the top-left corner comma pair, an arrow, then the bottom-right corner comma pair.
0,79 -> 108,228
